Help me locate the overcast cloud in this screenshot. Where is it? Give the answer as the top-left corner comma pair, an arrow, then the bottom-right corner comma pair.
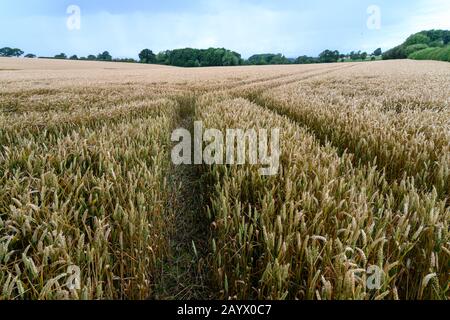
0,0 -> 449,58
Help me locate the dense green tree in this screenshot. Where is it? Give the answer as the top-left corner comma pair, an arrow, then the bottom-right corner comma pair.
156,51 -> 169,64
349,51 -> 362,60
382,45 -> 407,60
54,53 -> 67,59
158,48 -> 242,67
295,55 -> 318,64
405,33 -> 431,46
139,49 -> 156,64
114,58 -> 137,63
87,55 -> 96,60
248,53 -> 290,65
271,54 -> 290,64
248,54 -> 265,65
97,51 -> 112,61
444,33 -> 450,45
405,44 -> 429,56
421,29 -> 450,42
373,48 -> 382,56
0,47 -> 14,57
69,55 -> 79,60
383,29 -> 450,60
0,47 -> 24,57
428,40 -> 444,47
319,50 -> 340,63
24,53 -> 36,58
409,46 -> 450,62
222,50 -> 241,66
361,52 -> 368,60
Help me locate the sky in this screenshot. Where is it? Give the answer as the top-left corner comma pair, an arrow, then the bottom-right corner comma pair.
0,0 -> 449,59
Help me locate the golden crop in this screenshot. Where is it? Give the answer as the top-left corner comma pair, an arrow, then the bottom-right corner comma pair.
0,57 -> 448,300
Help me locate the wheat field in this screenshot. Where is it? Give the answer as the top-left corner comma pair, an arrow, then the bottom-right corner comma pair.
0,57 -> 448,300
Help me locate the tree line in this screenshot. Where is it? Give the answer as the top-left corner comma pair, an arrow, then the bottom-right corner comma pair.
5,29 -> 449,67
142,48 -> 381,66
51,51 -> 136,63
0,46 -> 384,67
147,48 -> 243,67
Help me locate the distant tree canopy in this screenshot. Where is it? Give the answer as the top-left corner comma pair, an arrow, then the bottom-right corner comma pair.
139,49 -> 156,64
348,50 -> 369,61
444,33 -> 450,46
409,46 -> 450,62
7,40 -> 425,67
405,44 -> 429,56
295,55 -> 318,64
24,53 -> 36,58
383,29 -> 450,61
319,50 -> 340,63
383,45 -> 407,60
113,58 -> 137,63
156,48 -> 243,67
0,47 -> 24,57
373,48 -> 382,56
97,51 -> 112,61
405,33 -> 431,46
247,53 -> 290,65
54,53 -> 67,59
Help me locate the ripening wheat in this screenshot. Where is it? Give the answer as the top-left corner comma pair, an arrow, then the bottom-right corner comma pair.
0,58 -> 448,300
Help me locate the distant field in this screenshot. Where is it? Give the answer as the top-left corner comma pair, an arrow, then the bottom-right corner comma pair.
0,57 -> 449,300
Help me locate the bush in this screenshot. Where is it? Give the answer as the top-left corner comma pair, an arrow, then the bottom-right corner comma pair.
405,44 -> 429,56
404,33 -> 431,46
382,45 -> 407,60
248,53 -> 290,65
429,40 -> 444,48
162,48 -> 242,67
409,46 -> 450,62
384,30 -> 450,61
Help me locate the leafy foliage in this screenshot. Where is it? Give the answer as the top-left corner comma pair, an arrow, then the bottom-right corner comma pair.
295,55 -> 319,64
96,51 -> 112,61
54,53 -> 68,59
409,46 -> 450,62
139,49 -> 156,64
373,48 -> 382,56
405,44 -> 429,56
384,29 -> 450,62
158,48 -> 243,67
383,45 -> 407,60
247,53 -> 291,65
319,49 -> 340,63
0,47 -> 24,57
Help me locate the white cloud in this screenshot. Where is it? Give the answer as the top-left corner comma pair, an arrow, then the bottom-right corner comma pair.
1,0 -> 448,59
63,4 -> 313,58
409,0 -> 450,30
